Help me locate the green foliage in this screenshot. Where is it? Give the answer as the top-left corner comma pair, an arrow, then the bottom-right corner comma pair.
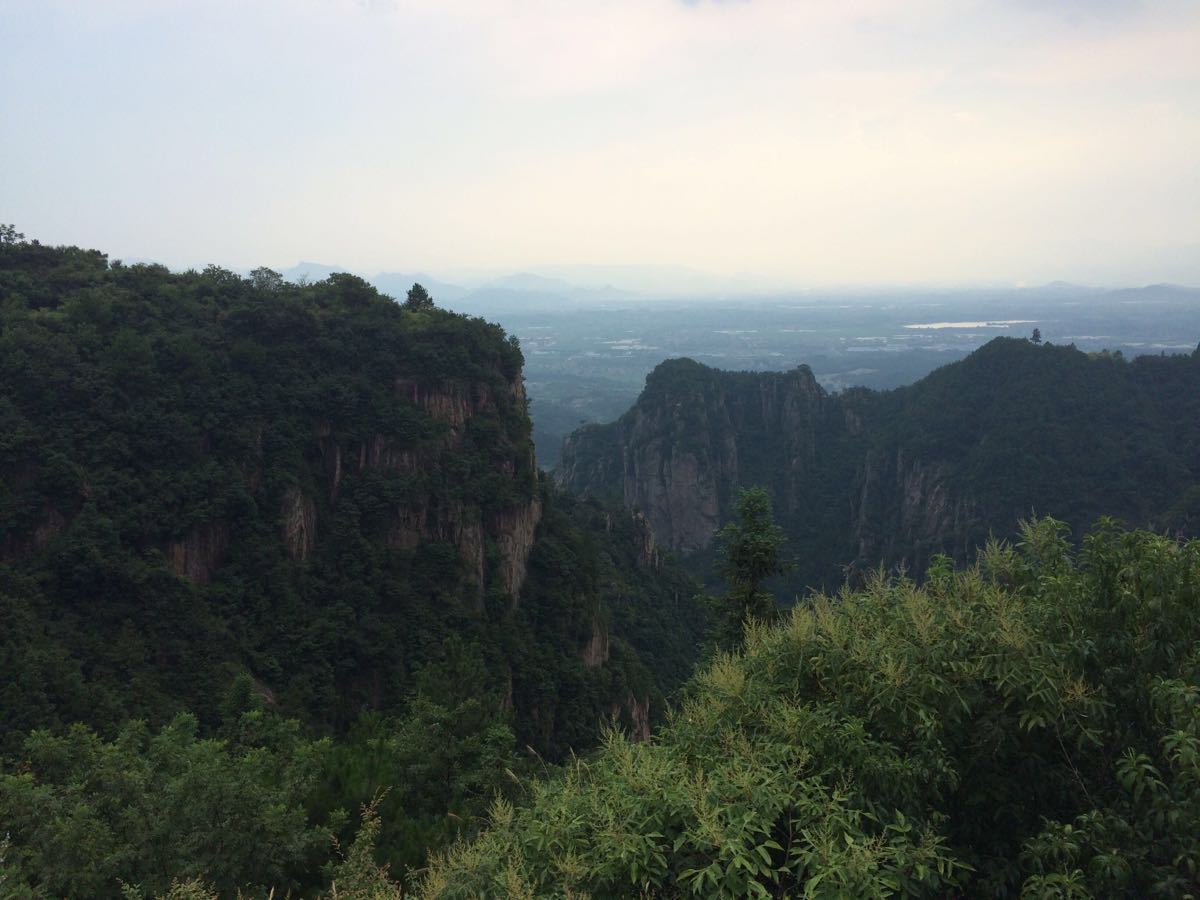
563,339 -> 1200,594
405,283 -> 435,311
710,487 -> 790,648
0,235 -> 706,891
308,639 -> 527,878
420,519 -> 1200,898
0,712 -> 331,897
878,338 -> 1200,561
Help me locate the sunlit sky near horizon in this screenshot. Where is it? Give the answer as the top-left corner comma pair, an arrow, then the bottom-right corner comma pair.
2,0 -> 1199,289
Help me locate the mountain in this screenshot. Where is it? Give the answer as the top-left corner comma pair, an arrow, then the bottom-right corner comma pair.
279,260 -> 350,282
481,272 -> 579,295
558,338 -> 1200,592
445,276 -> 637,316
0,237 -> 708,891
370,271 -> 470,305
530,263 -> 774,296
0,239 -> 708,748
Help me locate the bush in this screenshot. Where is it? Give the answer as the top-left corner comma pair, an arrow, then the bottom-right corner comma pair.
419,519 -> 1200,898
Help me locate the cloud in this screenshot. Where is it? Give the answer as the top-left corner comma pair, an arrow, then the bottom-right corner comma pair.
2,0 -> 1197,283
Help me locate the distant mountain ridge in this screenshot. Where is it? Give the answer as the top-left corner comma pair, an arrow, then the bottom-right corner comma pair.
558,337 -> 1200,592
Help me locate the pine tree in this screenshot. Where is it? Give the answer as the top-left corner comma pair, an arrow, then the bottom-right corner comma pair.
405,283 -> 434,310
713,487 -> 790,647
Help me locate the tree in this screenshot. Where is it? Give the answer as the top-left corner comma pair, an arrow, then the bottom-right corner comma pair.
1031,327 -> 1042,344
405,283 -> 434,311
712,487 -> 790,647
419,519 -> 1200,899
0,713 -> 332,896
249,267 -> 284,292
0,224 -> 24,245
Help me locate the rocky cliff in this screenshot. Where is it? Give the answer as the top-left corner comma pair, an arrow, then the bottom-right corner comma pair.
559,359 -> 835,553
0,239 -> 703,757
299,372 -> 542,602
560,340 -> 1200,591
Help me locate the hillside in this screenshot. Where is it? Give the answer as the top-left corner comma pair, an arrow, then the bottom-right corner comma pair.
559,338 -> 1200,591
419,519 -> 1200,898
0,237 -> 705,891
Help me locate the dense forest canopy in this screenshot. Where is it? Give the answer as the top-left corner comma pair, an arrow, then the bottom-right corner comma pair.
0,234 -> 705,892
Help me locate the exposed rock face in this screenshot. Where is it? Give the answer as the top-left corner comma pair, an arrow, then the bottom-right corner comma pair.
559,359 -> 833,555
615,694 -> 651,742
581,617 -> 610,668
558,357 -> 975,587
561,339 -> 1200,589
491,498 -> 543,597
385,500 -> 488,592
304,372 -> 540,598
631,511 -> 661,570
281,488 -> 317,562
851,450 -> 977,576
373,374 -> 540,597
167,521 -> 230,584
155,369 -> 540,595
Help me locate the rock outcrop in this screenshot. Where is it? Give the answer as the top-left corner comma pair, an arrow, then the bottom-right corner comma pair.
301,373 -> 542,598
281,488 -> 317,561
491,498 -> 542,597
167,521 -> 230,584
153,370 -> 541,596
559,340 -> 1200,590
556,360 -> 830,556
559,358 -> 975,586
559,359 -> 841,556
581,617 -> 610,668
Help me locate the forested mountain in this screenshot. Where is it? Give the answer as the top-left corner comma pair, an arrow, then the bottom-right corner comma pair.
0,236 -> 704,893
559,338 -> 1200,592
4,234 -> 1199,898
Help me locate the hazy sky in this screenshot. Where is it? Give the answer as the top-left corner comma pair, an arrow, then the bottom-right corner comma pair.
2,0 -> 1198,287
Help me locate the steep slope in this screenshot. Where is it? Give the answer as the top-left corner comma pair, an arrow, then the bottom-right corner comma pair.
420,521 -> 1200,899
0,238 -> 702,755
560,338 -> 1200,590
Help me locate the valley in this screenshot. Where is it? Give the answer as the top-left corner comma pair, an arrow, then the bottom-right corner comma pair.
452,283 -> 1200,468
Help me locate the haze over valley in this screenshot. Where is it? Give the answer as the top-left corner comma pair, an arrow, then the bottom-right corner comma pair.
268,266 -> 1200,466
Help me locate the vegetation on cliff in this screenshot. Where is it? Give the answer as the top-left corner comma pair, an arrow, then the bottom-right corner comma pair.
0,234 -> 704,892
559,339 -> 1200,594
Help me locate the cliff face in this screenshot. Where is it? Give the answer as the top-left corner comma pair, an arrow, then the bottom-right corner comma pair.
849,450 -> 977,577
0,240 -> 705,757
562,371 -> 968,584
559,359 -> 869,584
559,341 -> 1200,590
314,373 -> 542,600
560,359 -> 831,554
145,371 -> 543,599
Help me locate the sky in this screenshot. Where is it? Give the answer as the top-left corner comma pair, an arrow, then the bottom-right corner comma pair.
2,0 -> 1199,289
